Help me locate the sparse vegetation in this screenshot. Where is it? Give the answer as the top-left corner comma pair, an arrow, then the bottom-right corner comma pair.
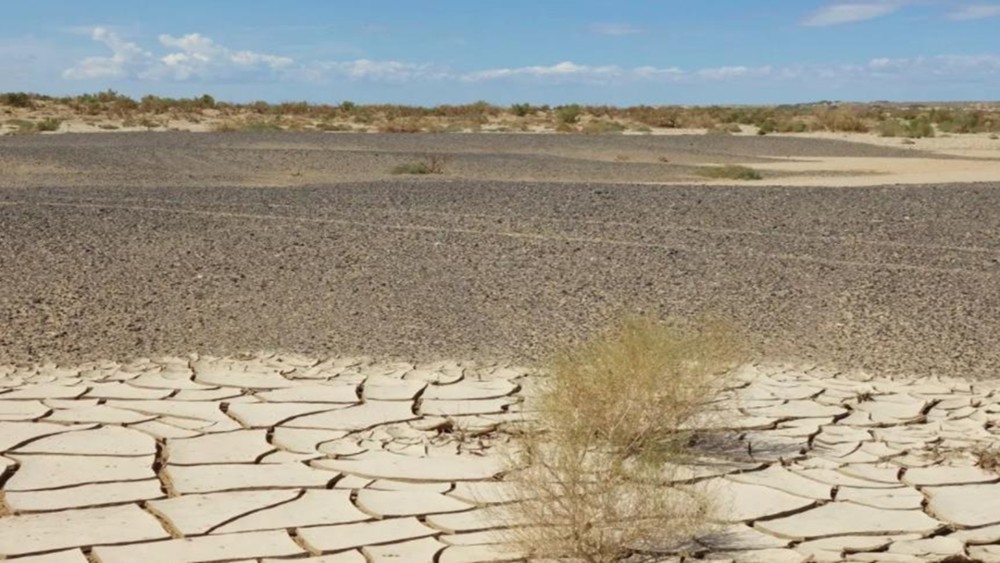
213,119 -> 283,133
36,118 -> 62,132
3,92 -> 1000,137
390,154 -> 448,175
1,92 -> 33,108
581,120 -> 627,134
697,165 -> 764,181
6,119 -> 37,134
974,445 -> 1000,474
555,104 -> 583,125
501,316 -> 741,562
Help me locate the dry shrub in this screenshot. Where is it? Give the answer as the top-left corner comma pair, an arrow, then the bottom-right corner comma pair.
501,316 -> 741,563
697,165 -> 763,181
974,445 -> 1000,474
390,154 -> 448,175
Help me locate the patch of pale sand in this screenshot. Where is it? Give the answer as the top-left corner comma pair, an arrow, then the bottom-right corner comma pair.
769,131 -> 1000,159
728,155 -> 1000,187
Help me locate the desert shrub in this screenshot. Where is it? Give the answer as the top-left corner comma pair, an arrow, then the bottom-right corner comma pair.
6,119 -> 36,134
879,119 -> 905,137
697,165 -> 763,181
881,117 -> 934,138
905,116 -> 935,138
975,446 -> 1000,473
510,103 -> 534,117
1,92 -> 33,108
581,120 -> 627,134
315,122 -> 353,132
390,154 -> 447,175
501,316 -> 740,562
555,104 -> 583,125
36,118 -> 62,132
212,119 -> 282,133
378,118 -> 425,133
815,109 -> 869,133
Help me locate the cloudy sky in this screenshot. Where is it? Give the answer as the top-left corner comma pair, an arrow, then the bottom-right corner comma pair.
2,1 -> 999,105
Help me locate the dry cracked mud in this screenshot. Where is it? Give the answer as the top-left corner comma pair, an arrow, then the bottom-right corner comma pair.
1,355 -> 1000,562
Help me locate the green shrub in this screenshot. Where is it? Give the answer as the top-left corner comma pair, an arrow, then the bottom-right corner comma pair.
36,118 -> 62,132
1,92 -> 33,108
697,165 -> 763,181
581,120 -> 626,134
510,103 -> 534,117
6,119 -> 36,134
555,104 -> 583,125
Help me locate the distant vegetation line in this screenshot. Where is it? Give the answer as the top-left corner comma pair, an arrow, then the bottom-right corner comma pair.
3,90 -> 1000,136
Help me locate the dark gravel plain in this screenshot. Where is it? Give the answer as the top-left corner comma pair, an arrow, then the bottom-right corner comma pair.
1,132 -> 998,378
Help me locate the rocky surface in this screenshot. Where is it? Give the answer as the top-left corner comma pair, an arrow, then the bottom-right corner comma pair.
1,133 -> 999,378
1,355 -> 999,562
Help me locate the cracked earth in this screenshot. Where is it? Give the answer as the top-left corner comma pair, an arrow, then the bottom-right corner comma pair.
1,355 -> 999,562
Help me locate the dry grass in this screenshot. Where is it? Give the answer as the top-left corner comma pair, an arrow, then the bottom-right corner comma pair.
390,154 -> 448,175
974,445 -> 1000,474
501,316 -> 741,562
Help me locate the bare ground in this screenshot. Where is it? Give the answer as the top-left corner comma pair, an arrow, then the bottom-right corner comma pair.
0,132 -> 998,377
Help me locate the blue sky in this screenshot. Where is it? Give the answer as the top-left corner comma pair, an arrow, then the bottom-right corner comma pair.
1,1 -> 999,105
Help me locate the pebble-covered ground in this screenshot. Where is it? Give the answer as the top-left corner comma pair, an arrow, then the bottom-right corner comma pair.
1,133 -> 998,377
1,355 -> 999,562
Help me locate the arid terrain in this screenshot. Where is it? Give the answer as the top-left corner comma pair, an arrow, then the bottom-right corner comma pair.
2,121 -> 1000,563
1,132 -> 998,378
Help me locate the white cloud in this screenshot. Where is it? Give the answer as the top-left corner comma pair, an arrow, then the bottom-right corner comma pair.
62,27 -> 150,79
803,2 -> 903,26
65,28 -> 294,81
462,62 -> 629,82
696,65 -> 775,80
313,59 -> 446,81
947,4 -> 1000,20
590,23 -> 643,36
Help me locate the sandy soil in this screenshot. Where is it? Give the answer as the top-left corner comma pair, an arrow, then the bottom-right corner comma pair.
1,132 -> 998,378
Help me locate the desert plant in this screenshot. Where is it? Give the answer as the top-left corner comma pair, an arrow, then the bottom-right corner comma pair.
974,445 -> 1000,474
6,119 -> 36,134
390,154 -> 447,175
500,316 -> 740,562
697,165 -> 763,181
36,118 -> 62,132
1,92 -> 33,108
581,120 -> 627,134
555,104 -> 583,125
510,103 -> 534,117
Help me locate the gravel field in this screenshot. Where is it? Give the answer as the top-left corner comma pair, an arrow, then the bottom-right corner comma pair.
1,133 -> 998,377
